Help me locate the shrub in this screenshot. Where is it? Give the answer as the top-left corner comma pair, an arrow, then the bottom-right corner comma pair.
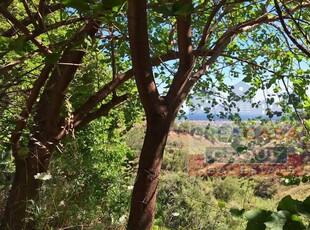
253,178 -> 277,199
155,173 -> 240,230
212,178 -> 239,202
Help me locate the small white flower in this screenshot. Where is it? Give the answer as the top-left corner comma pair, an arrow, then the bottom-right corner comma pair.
34,172 -> 52,181
284,179 -> 290,184
118,215 -> 127,224
59,200 -> 65,207
172,212 -> 179,217
127,185 -> 134,190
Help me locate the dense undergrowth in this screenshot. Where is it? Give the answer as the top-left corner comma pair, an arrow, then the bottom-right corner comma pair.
1,120 -> 309,229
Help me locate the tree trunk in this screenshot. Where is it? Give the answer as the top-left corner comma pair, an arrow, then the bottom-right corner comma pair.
127,117 -> 171,229
1,136 -> 53,230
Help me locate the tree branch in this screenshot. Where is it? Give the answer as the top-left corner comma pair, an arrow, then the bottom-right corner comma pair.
128,0 -> 161,117
110,24 -> 117,98
281,1 -> 310,46
28,17 -> 86,41
1,3 -> 62,37
44,21 -> 100,134
21,0 -> 39,30
274,0 -> 310,57
0,6 -> 52,54
73,50 -> 178,124
11,64 -> 54,155
37,0 -> 46,29
0,51 -> 39,75
167,0 -> 195,108
74,95 -> 128,130
197,0 -> 227,49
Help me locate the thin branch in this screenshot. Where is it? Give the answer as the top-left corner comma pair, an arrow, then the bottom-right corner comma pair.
281,76 -> 310,136
73,51 -> 178,123
0,51 -> 39,75
1,3 -> 62,37
192,1 -> 310,80
21,0 -> 39,29
37,0 -> 46,29
221,54 -> 280,76
274,0 -> 310,57
281,0 -> 310,46
28,17 -> 86,41
268,22 -> 296,54
167,22 -> 176,48
197,0 -> 227,49
0,6 -> 52,54
110,24 -> 117,98
73,95 -> 128,130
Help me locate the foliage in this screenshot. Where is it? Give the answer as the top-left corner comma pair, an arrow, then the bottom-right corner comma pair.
1,0 -> 310,228
154,173 -> 241,230
253,178 -> 277,199
231,195 -> 310,230
212,177 -> 239,202
27,115 -> 136,229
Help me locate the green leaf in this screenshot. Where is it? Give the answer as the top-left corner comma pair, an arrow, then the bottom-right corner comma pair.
266,78 -> 276,89
60,0 -> 92,12
277,195 -> 302,214
218,201 -> 226,209
11,36 -> 32,54
301,175 -> 309,183
267,98 -> 274,105
243,76 -> 252,82
265,211 -> 306,230
296,196 -> 310,217
230,208 -> 245,219
305,120 -> 310,130
236,146 -> 247,153
154,2 -> 194,16
246,220 -> 267,230
172,2 -> 193,16
101,0 -> 126,12
154,5 -> 174,16
283,215 -> 306,230
264,210 -> 290,230
0,36 -> 13,52
244,209 -> 272,230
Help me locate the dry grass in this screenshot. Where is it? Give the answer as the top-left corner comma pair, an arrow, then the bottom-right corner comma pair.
167,131 -> 215,155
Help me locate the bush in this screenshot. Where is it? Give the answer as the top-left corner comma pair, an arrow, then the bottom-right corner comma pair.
253,178 -> 277,199
177,122 -> 191,134
212,178 -> 239,202
155,173 -> 240,230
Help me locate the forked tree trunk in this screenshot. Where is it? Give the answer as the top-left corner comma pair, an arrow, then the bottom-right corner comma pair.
127,117 -> 171,229
126,0 -> 193,227
1,136 -> 53,230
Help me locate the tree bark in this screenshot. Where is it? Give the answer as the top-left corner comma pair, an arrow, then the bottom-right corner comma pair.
127,116 -> 171,230
1,135 -> 53,230
126,0 -> 194,228
1,20 -> 100,229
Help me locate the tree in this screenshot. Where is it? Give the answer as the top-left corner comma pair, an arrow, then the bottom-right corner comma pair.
1,0 -> 310,229
0,1 -> 132,229
126,0 -> 310,229
0,1 -> 180,228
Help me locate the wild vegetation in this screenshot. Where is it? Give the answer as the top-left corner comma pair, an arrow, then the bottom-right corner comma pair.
0,0 -> 310,229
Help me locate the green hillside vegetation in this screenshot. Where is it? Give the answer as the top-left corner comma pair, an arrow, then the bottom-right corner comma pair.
125,121 -> 310,229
